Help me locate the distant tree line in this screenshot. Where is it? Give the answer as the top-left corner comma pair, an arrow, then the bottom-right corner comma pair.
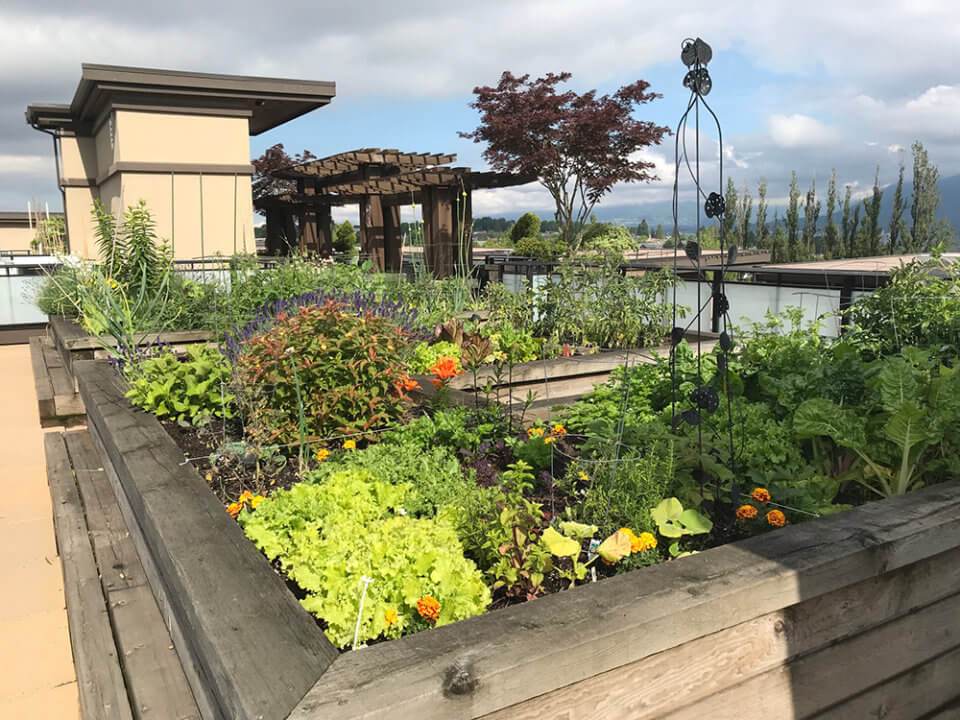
717,141 -> 954,263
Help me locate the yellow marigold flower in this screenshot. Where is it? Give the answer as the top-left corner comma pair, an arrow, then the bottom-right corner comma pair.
751,488 -> 771,504
633,532 -> 657,553
226,502 -> 243,518
238,490 -> 254,504
766,509 -> 787,527
343,439 -> 356,450
578,471 -> 589,483
384,609 -> 398,627
416,596 -> 440,622
736,504 -> 758,520
527,427 -> 544,438
315,448 -> 331,463
544,436 -> 556,444
250,495 -> 265,510
551,423 -> 567,436
618,527 -> 638,541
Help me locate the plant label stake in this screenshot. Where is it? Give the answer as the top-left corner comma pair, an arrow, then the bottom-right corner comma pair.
352,575 -> 374,650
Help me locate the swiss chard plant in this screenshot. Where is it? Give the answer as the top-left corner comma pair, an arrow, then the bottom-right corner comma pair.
794,348 -> 960,497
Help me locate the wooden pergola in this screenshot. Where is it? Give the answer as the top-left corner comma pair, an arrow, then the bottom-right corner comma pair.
254,148 -> 535,277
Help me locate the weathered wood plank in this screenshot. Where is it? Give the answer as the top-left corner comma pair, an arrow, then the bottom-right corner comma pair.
65,430 -> 143,593
290,480 -> 960,720
88,424 -> 222,720
45,432 -> 134,720
77,359 -> 337,720
482,545 -> 960,720
661,591 -> 960,720
30,336 -> 56,422
66,328 -> 212,352
108,584 -> 202,720
816,645 -> 960,720
64,429 -> 201,720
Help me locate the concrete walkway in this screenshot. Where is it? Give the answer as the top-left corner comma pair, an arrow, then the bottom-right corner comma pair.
0,344 -> 79,718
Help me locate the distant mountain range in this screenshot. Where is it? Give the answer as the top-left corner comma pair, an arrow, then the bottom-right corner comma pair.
523,174 -> 960,237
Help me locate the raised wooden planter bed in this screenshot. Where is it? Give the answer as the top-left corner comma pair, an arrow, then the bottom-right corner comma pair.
449,332 -> 719,419
75,357 -> 960,720
30,334 -> 85,425
49,316 -> 212,384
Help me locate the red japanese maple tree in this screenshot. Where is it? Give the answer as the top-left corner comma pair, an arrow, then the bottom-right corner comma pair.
251,143 -> 317,204
460,72 -> 670,248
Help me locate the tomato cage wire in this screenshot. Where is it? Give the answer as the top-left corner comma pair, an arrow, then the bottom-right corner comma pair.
667,37 -> 742,512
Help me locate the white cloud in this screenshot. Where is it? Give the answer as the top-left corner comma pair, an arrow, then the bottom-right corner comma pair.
888,144 -> 905,153
855,85 -> 960,141
768,114 -> 842,149
0,154 -> 52,177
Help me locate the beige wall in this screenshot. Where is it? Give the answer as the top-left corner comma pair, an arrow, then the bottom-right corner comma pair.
0,225 -> 36,252
59,136 -> 98,182
58,109 -> 255,261
63,186 -> 99,258
115,111 -> 249,165
94,114 -> 115,177
111,172 -> 253,259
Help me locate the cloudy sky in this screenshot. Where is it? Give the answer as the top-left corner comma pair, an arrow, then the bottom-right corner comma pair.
2,0 -> 959,224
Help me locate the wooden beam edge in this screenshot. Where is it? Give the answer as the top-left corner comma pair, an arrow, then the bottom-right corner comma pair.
290,480 -> 960,719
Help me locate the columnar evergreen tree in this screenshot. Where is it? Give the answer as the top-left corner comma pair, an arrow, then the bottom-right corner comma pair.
848,204 -> 861,257
637,218 -> 650,238
786,172 -> 801,261
889,161 -> 907,254
802,177 -> 821,258
909,141 -> 940,252
839,184 -> 853,259
739,183 -> 753,248
823,170 -> 839,259
860,168 -> 883,256
721,177 -> 739,247
654,223 -> 664,239
755,180 -> 768,250
770,213 -> 786,264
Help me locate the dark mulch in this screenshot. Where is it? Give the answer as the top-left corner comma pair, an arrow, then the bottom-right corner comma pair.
161,417 -> 302,505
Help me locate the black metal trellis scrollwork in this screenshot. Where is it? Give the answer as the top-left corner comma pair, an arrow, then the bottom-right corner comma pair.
670,37 -> 741,512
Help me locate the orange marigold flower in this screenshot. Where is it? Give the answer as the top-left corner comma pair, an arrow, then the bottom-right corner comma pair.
428,356 -> 462,381
527,427 -> 545,438
315,448 -> 331,463
751,488 -> 771,504
238,490 -> 254,504
736,504 -> 758,520
226,502 -> 243,518
342,439 -> 356,450
551,423 -> 567,436
416,596 -> 440,622
766,509 -> 787,527
384,609 -> 398,627
634,532 -> 657,553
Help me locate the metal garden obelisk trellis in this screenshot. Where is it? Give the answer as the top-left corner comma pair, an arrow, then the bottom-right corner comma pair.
670,38 -> 740,510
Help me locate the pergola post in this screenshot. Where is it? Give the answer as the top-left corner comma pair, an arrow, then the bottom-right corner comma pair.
360,195 -> 386,271
382,205 -> 402,272
423,185 -> 456,278
298,180 -> 319,254
317,204 -> 334,256
265,206 -> 284,255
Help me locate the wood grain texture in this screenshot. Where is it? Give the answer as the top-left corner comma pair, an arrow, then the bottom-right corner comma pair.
30,336 -> 55,421
482,545 -> 960,720
45,432 -> 134,720
64,429 -> 201,720
290,480 -> 960,720
661,591 -> 960,720
817,645 -> 960,720
76,360 -> 337,720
